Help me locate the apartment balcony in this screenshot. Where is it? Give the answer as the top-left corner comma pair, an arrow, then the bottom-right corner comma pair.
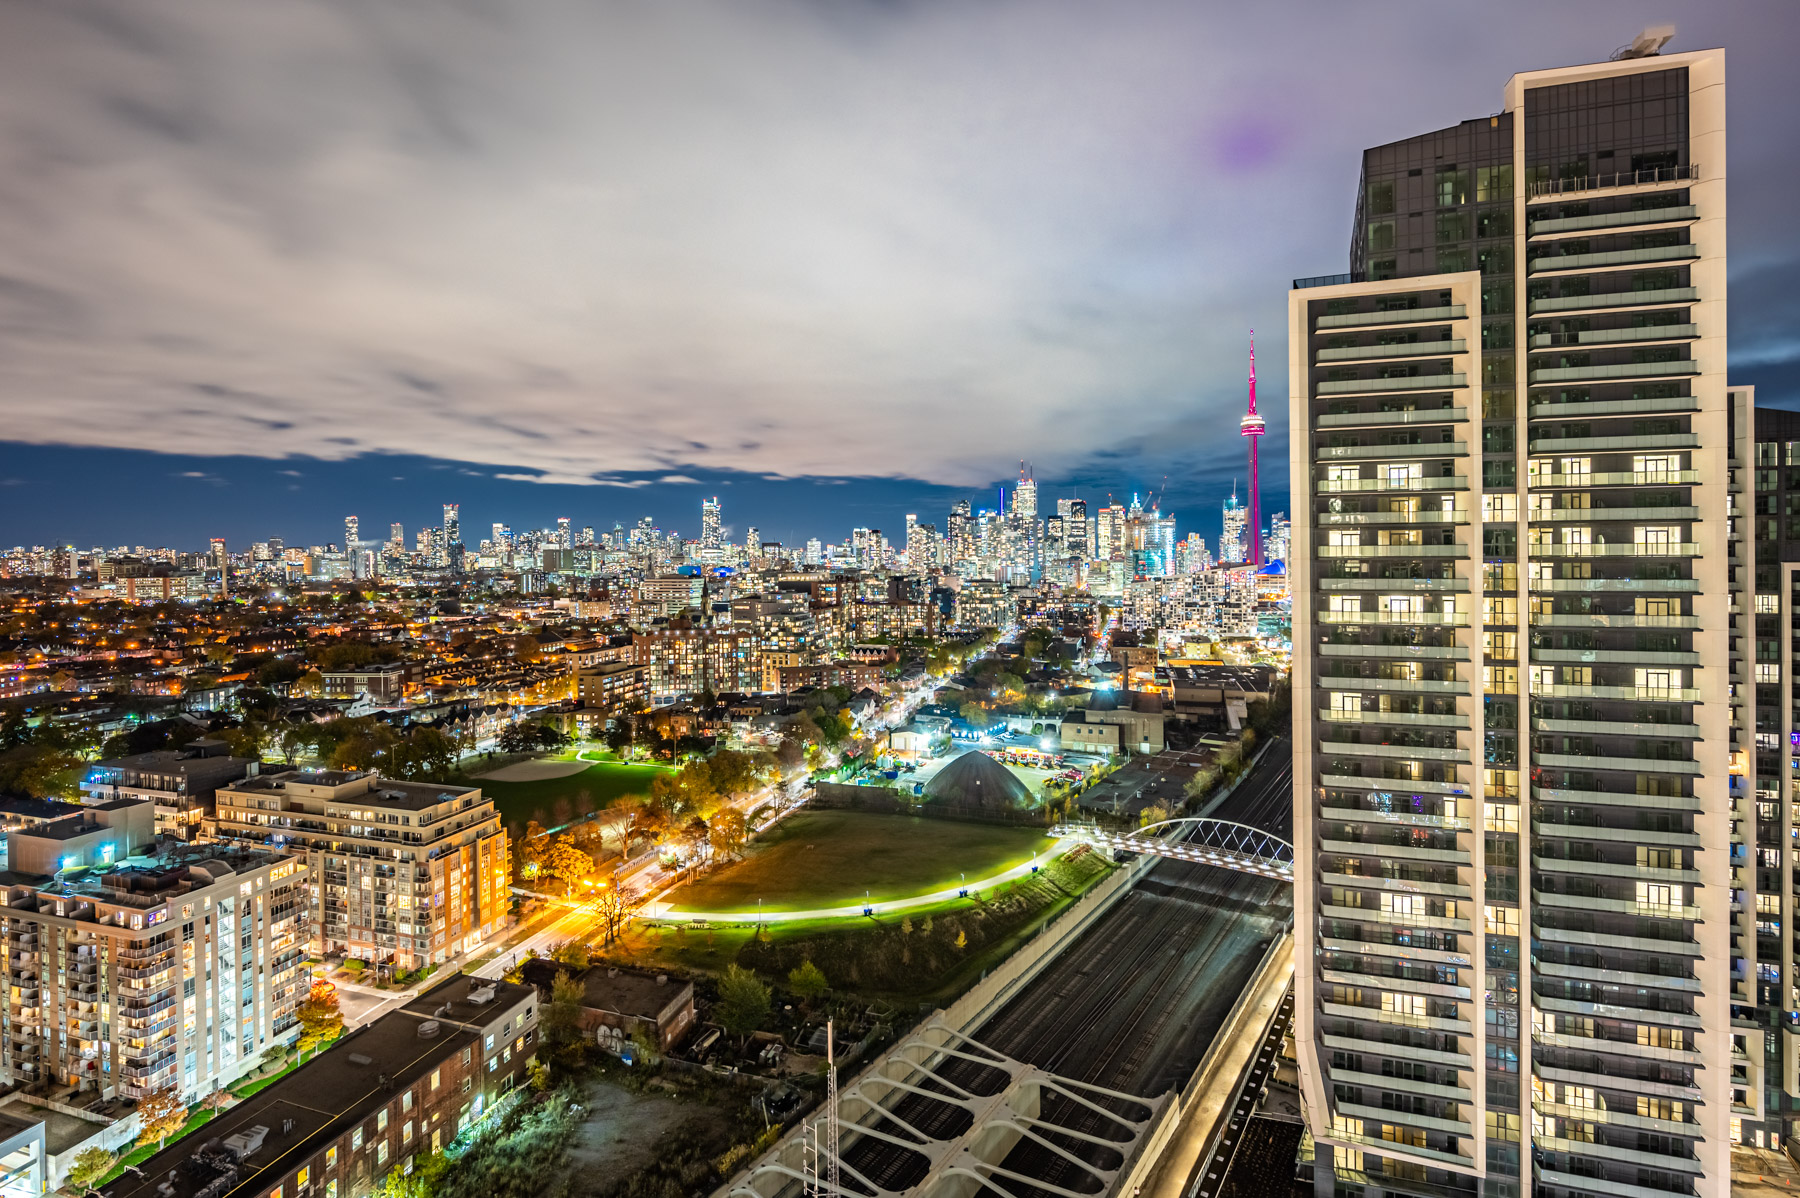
1528,395 -> 1698,422
1317,610 -> 1470,627
1320,965 -> 1471,1002
1318,837 -> 1470,865
1530,613 -> 1700,630
1529,324 -> 1698,350
1316,475 -> 1469,495
1318,508 -> 1470,526
1532,889 -> 1702,922
1318,677 -> 1470,696
1315,406 -> 1466,429
1316,373 -> 1467,397
1530,684 -> 1701,706
1528,360 -> 1700,385
1314,304 -> 1467,331
1537,821 -> 1701,849
1317,544 -> 1465,559
1526,163 -> 1699,200
1320,1031 -> 1474,1072
1533,857 -> 1700,890
1315,340 -> 1468,365
1318,710 -> 1470,730
1334,1101 -> 1473,1139
1330,1068 -> 1472,1103
1319,741 -> 1468,765
1528,577 -> 1700,594
1317,801 -> 1469,830
1534,719 -> 1701,741
1528,243 -> 1700,275
1529,204 -> 1697,237
1526,505 -> 1699,522
1528,541 -> 1698,558
1314,440 -> 1468,460
1527,468 -> 1699,488
1528,286 -> 1699,317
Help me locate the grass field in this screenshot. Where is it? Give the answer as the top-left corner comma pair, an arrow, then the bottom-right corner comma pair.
479,758 -> 673,828
663,809 -> 1049,913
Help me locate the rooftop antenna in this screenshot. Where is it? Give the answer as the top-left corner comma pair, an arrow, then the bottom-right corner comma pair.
1612,25 -> 1673,60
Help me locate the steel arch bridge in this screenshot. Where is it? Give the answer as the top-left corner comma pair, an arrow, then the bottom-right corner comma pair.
1051,817 -> 1295,882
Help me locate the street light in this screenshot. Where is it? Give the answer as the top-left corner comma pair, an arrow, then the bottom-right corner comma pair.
958,871 -> 968,898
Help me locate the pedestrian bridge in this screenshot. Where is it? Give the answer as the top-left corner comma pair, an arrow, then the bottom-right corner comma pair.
1051,818 -> 1294,883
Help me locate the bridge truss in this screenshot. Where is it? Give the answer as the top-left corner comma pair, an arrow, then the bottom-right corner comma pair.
1052,818 -> 1294,882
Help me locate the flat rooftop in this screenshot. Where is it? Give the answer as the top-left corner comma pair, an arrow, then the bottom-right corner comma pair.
103,976 -> 534,1198
226,772 -> 476,812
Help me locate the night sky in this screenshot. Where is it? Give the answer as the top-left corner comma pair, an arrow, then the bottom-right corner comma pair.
1,1 -> 1796,550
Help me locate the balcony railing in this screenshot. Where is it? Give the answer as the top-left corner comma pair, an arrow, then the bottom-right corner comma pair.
1528,287 -> 1697,315
1528,243 -> 1700,275
1528,324 -> 1697,349
1528,360 -> 1699,384
1528,204 -> 1698,237
1315,304 -> 1466,330
1317,374 -> 1467,396
1317,476 -> 1469,494
1316,340 -> 1467,364
1526,163 -> 1698,199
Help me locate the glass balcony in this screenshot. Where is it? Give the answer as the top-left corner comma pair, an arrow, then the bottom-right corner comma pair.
1528,286 -> 1698,315
1528,360 -> 1699,384
1315,304 -> 1467,330
1316,340 -> 1467,364
1317,374 -> 1467,396
1528,204 -> 1697,237
1528,243 -> 1699,274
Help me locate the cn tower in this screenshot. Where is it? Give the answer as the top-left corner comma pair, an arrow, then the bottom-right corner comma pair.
1240,332 -> 1265,566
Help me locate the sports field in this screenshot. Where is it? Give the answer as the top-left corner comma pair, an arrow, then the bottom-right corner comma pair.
663,809 -> 1048,914
477,757 -> 672,827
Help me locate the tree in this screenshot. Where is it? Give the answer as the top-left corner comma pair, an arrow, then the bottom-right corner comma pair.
551,939 -> 590,970
787,960 -> 828,1004
540,970 -> 587,1066
954,929 -> 968,951
714,964 -> 772,1044
709,808 -> 748,858
516,820 -> 549,881
296,979 -> 344,1056
958,702 -> 989,730
541,836 -> 593,894
67,1147 -> 115,1194
135,1086 -> 188,1152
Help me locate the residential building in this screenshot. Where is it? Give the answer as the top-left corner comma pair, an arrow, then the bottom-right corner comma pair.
214,771 -> 509,974
81,740 -> 264,842
1290,39 -> 1728,1198
575,662 -> 649,717
101,975 -> 537,1198
320,660 -> 416,704
0,837 -> 308,1100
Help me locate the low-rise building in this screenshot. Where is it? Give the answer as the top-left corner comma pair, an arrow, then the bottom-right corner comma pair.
81,740 -> 265,842
523,962 -> 693,1054
214,771 -> 510,973
575,662 -> 648,716
320,660 -> 416,703
101,975 -> 537,1198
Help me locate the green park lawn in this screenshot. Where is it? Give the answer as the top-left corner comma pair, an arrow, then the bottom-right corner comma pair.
663,809 -> 1049,913
479,759 -> 673,828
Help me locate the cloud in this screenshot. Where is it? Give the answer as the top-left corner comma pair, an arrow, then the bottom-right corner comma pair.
0,1 -> 1794,495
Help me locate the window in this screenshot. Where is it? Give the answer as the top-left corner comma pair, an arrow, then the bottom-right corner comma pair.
327,1184 -> 337,1198
1381,992 -> 1427,1024
351,1130 -> 363,1151
402,1091 -> 413,1113
377,1143 -> 388,1166
1486,1112 -> 1520,1143
1485,905 -> 1519,936
297,1169 -> 309,1189
1476,164 -> 1512,202
1483,803 -> 1518,834
326,1148 -> 336,1169
403,1120 -> 413,1143
377,1111 -> 387,1132
430,1069 -> 441,1091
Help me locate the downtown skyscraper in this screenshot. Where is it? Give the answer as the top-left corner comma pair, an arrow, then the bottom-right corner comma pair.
1290,37 -> 1731,1198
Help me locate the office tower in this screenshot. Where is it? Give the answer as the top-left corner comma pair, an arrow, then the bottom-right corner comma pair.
1220,492 -> 1247,565
0,807 -> 308,1099
1058,498 -> 1091,561
557,516 -> 571,548
215,771 -> 511,974
344,515 -> 359,549
702,497 -> 723,548
1095,502 -> 1126,560
745,526 -> 760,558
1242,336 -> 1267,565
1268,512 -> 1292,565
441,503 -> 460,550
1290,36 -> 1726,1198
1013,463 -> 1038,521
580,524 -> 595,547
947,500 -> 974,567
209,537 -> 228,596
805,538 -> 823,567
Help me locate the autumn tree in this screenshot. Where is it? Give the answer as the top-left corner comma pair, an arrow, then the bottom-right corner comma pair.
135,1086 -> 188,1152
709,808 -> 748,858
540,836 -> 592,894
551,939 -> 591,970
296,979 -> 345,1056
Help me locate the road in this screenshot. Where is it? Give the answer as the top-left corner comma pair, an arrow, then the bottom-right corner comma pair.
835,739 -> 1295,1195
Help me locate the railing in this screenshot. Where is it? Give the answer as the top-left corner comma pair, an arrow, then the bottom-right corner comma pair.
1527,243 -> 1699,274
1529,324 -> 1697,348
1528,287 -> 1696,315
1528,204 -> 1698,236
1315,304 -> 1466,330
1526,163 -> 1697,199
1294,272 -> 1357,290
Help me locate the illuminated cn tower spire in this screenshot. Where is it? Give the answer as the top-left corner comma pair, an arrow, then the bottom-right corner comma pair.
1240,331 -> 1265,566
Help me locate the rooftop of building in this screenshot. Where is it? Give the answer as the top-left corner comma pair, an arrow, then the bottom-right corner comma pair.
221,771 -> 477,811
102,976 -> 535,1198
520,960 -> 691,1021
1,841 -> 296,900
0,1109 -> 41,1150
0,796 -> 83,823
